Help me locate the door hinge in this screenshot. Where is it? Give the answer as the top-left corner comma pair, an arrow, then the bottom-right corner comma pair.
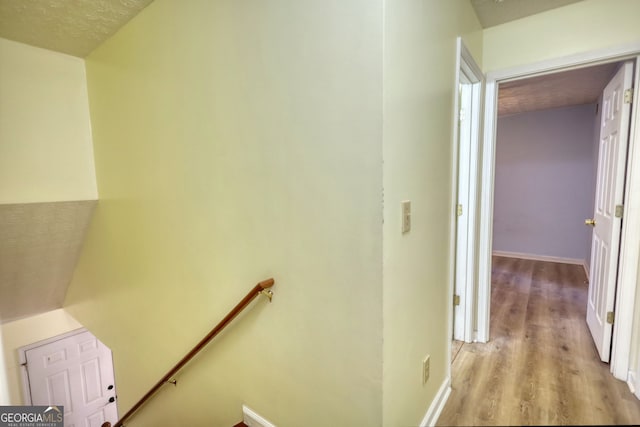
453,295 -> 461,306
459,108 -> 466,122
615,204 -> 624,218
624,88 -> 633,104
456,204 -> 463,217
607,311 -> 615,325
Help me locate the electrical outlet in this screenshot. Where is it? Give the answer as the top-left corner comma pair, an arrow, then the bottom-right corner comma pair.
422,355 -> 430,385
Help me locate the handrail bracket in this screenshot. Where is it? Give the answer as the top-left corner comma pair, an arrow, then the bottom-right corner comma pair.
260,289 -> 274,302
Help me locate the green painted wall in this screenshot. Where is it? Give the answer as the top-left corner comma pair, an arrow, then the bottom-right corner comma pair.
66,1 -> 383,425
382,1 -> 482,425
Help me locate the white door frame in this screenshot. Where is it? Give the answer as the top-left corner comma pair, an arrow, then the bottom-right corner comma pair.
477,42 -> 640,384
449,37 -> 484,346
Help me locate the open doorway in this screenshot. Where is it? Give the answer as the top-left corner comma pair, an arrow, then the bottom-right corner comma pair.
491,60 -> 627,362
492,63 -> 619,278
440,56 -> 640,426
476,46 -> 640,387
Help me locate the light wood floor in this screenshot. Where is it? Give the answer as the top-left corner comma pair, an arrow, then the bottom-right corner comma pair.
438,256 -> 640,426
452,339 -> 464,363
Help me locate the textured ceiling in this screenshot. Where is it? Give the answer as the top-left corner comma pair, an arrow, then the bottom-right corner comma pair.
0,201 -> 96,323
471,0 -> 585,28
498,62 -> 620,116
0,0 -> 154,57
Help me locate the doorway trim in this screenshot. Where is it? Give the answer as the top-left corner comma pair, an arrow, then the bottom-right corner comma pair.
450,37 -> 484,345
477,42 -> 640,383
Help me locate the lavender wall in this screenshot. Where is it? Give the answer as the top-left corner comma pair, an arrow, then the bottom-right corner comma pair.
493,104 -> 598,264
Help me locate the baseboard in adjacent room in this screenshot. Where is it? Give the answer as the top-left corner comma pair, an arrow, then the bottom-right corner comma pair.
492,250 -> 585,266
419,377 -> 451,427
583,260 -> 590,281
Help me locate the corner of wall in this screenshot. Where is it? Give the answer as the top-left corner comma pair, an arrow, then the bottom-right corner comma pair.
0,37 -> 97,203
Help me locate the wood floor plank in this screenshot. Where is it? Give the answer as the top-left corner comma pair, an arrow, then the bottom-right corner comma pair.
451,339 -> 464,362
437,256 -> 640,426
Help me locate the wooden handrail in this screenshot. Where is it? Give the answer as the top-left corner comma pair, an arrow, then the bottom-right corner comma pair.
102,278 -> 275,427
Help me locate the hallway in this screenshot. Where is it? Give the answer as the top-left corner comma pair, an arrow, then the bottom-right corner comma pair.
438,256 -> 640,425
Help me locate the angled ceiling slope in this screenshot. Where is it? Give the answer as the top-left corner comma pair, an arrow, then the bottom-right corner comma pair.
0,201 -> 96,323
471,0 -> 585,28
0,0 -> 154,57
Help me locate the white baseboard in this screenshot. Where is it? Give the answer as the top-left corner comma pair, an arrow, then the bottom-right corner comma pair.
419,377 -> 451,427
628,370 -> 637,396
583,261 -> 590,281
492,250 -> 585,266
242,405 -> 276,427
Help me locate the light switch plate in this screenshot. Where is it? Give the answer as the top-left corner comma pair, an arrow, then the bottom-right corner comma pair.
401,200 -> 411,233
423,355 -> 430,385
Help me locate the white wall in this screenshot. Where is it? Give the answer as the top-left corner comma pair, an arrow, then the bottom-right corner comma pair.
1,309 -> 82,404
0,37 -> 97,203
632,254 -> 640,396
493,104 -> 597,263
0,328 -> 9,405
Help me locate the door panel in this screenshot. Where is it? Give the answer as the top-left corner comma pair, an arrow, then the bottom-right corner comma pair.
26,330 -> 118,427
81,358 -> 103,404
454,81 -> 473,341
87,409 -> 106,427
46,370 -> 72,411
586,61 -> 634,362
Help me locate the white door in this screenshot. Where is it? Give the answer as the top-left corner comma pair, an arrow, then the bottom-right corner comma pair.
453,41 -> 483,343
26,330 -> 118,427
454,81 -> 473,341
586,61 -> 634,362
